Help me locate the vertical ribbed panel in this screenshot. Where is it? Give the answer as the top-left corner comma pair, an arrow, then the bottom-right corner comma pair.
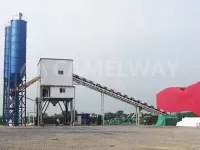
4,26 -> 11,81
3,26 -> 11,125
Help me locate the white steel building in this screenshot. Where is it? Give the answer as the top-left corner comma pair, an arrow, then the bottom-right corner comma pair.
36,58 -> 75,125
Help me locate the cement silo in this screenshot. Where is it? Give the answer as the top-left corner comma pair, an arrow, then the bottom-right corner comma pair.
10,13 -> 27,126
3,26 -> 11,125
3,13 -> 27,126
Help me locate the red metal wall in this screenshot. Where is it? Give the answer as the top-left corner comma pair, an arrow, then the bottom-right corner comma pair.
156,82 -> 200,116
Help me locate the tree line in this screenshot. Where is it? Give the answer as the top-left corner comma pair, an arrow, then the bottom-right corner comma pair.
39,110 -> 153,120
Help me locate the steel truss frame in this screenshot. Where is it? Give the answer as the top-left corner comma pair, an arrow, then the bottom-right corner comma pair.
73,75 -> 167,115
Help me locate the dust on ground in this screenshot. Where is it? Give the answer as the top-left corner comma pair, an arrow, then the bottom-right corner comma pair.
0,125 -> 199,150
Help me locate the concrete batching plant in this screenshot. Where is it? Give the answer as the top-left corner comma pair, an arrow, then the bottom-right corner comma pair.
2,13 -> 170,127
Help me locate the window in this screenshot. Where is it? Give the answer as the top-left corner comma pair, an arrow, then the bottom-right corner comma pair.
58,70 -> 64,75
42,88 -> 49,97
60,88 -> 66,93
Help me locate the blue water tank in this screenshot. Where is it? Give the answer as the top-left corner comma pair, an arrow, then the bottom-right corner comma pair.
4,26 -> 11,80
10,19 -> 27,86
81,113 -> 89,120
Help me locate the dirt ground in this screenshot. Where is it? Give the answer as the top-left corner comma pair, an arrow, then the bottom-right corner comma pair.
0,125 -> 200,150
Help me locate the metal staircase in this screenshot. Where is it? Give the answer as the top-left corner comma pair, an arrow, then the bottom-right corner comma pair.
73,74 -> 168,115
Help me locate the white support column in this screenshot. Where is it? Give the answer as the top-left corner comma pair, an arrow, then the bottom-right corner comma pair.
73,89 -> 76,124
137,107 -> 140,125
101,93 -> 104,125
33,114 -> 35,126
135,106 -> 138,125
28,113 -> 31,125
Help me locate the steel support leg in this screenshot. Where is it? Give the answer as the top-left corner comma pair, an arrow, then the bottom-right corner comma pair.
101,93 -> 104,125
63,101 -> 69,125
43,101 -> 50,115
36,98 -> 39,126
38,98 -> 43,125
70,99 -> 73,125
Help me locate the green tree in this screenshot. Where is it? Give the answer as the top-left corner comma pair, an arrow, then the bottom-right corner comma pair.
116,110 -> 124,117
105,112 -> 115,120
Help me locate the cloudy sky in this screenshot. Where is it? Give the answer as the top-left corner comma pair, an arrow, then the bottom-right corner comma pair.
0,0 -> 200,115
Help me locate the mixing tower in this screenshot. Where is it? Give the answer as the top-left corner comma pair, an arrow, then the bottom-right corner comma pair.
36,58 -> 75,126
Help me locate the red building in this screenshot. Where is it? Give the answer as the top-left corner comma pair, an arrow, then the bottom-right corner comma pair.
156,82 -> 200,116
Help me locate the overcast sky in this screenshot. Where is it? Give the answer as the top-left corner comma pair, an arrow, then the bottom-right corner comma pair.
1,0 -> 200,115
